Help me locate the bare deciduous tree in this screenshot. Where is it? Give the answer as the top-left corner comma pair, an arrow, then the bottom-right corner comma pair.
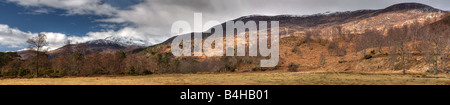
355,28 -> 379,56
388,45 -> 397,71
26,33 -> 48,77
319,53 -> 326,67
386,26 -> 410,74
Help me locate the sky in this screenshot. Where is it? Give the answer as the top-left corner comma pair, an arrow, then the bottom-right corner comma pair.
0,0 -> 449,52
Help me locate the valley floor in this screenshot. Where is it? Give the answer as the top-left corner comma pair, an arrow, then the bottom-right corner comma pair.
1,71 -> 450,85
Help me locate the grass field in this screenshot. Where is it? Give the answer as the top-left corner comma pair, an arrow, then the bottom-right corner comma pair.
1,72 -> 450,85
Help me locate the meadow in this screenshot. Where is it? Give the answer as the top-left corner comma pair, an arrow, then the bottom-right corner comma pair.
1,72 -> 449,85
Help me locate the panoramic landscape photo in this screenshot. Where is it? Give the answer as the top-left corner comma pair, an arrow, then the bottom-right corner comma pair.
0,0 -> 450,85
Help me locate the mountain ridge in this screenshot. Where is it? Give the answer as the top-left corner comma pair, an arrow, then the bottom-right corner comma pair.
86,36 -> 152,47
155,2 -> 447,46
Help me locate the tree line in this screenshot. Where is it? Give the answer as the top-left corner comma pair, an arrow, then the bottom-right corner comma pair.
349,18 -> 448,74
0,35 -> 266,78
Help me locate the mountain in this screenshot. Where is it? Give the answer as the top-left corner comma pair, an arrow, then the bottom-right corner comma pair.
156,3 -> 446,46
87,36 -> 152,47
18,35 -> 151,58
68,36 -> 151,54
381,3 -> 442,13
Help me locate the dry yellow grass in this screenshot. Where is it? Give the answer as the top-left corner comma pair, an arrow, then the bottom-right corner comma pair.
1,72 -> 450,85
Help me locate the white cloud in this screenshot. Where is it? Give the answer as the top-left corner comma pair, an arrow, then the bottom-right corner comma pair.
41,32 -> 67,51
97,24 -> 117,29
0,24 -> 32,48
22,8 -> 55,15
96,0 -> 247,42
7,0 -> 117,16
0,24 -> 73,51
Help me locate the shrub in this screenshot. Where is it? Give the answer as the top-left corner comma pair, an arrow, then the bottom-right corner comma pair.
143,70 -> 153,74
364,55 -> 372,59
291,47 -> 302,56
319,53 -> 326,66
288,63 -> 299,72
191,59 -> 200,63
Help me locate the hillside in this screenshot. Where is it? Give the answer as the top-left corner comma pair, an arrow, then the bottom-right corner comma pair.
156,3 -> 445,47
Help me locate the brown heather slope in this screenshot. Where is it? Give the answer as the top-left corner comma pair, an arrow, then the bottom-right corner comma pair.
156,3 -> 446,46
278,13 -> 450,73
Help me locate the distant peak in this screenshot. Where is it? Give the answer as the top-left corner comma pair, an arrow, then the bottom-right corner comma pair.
87,35 -> 152,47
383,3 -> 442,13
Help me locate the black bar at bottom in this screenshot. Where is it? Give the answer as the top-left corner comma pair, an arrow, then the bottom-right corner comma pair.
1,85 -> 448,104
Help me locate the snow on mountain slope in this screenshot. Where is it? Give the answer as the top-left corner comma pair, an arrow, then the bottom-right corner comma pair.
86,36 -> 152,47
